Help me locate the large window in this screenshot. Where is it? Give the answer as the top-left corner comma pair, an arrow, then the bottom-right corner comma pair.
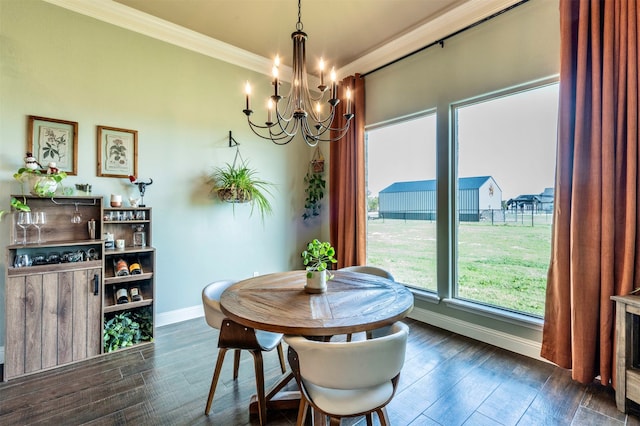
455,83 -> 559,317
366,113 -> 437,291
365,83 -> 558,318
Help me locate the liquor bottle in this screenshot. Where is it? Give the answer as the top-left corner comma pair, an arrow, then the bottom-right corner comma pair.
133,225 -> 146,247
115,287 -> 129,304
130,287 -> 143,302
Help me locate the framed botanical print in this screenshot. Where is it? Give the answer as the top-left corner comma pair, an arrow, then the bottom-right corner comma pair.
27,115 -> 78,175
97,126 -> 138,178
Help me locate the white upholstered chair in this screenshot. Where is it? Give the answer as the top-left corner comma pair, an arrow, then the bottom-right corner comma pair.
339,265 -> 395,281
201,280 -> 286,425
285,321 -> 409,426
339,265 -> 395,341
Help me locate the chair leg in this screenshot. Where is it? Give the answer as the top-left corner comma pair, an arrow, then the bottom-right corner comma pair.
377,408 -> 390,426
313,409 -> 328,425
295,397 -> 308,426
251,350 -> 267,426
277,342 -> 286,373
366,413 -> 374,426
205,347 -> 228,415
233,349 -> 241,380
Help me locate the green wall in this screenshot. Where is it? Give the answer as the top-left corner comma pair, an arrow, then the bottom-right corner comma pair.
0,0 -> 561,356
0,0 -> 324,348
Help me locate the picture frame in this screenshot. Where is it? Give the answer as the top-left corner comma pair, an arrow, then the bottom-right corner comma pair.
28,115 -> 78,176
97,126 -> 138,178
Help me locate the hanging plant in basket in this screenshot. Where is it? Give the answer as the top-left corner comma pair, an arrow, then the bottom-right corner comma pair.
311,146 -> 325,173
303,147 -> 326,220
209,147 -> 274,220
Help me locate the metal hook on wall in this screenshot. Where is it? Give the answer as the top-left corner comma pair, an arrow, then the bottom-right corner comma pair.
229,130 -> 240,148
228,131 -> 244,168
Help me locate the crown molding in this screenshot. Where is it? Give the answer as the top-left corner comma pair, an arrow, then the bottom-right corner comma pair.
338,0 -> 523,77
42,0 -> 276,75
44,0 -> 521,79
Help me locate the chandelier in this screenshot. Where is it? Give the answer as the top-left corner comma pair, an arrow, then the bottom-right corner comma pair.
243,0 -> 354,146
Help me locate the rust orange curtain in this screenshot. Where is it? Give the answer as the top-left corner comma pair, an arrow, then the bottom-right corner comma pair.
541,0 -> 640,386
329,74 -> 366,268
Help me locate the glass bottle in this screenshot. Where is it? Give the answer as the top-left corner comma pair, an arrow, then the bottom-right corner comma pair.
115,287 -> 129,304
133,225 -> 146,247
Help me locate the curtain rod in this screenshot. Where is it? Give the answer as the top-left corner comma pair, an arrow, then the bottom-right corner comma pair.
363,0 -> 530,77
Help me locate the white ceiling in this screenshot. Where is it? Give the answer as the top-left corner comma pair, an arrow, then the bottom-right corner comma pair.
46,0 -> 523,77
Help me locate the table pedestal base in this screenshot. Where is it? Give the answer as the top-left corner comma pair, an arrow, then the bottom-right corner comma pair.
249,371 -> 301,420
249,390 -> 301,414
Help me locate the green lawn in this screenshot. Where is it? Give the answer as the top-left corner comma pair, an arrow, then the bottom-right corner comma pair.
366,218 -> 552,317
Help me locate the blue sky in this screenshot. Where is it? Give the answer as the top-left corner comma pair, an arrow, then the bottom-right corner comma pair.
367,83 -> 559,201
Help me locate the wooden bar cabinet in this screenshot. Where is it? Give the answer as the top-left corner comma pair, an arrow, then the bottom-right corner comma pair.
4,195 -> 155,381
612,295 -> 640,412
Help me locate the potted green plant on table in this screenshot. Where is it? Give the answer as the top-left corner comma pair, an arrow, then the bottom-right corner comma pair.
209,161 -> 274,221
301,239 -> 337,293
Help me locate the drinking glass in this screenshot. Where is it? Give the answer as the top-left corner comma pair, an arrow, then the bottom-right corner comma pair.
32,211 -> 46,243
16,211 -> 32,244
71,203 -> 82,224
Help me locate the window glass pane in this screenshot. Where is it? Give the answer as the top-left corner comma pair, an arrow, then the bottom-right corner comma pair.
455,83 -> 558,317
366,114 -> 437,291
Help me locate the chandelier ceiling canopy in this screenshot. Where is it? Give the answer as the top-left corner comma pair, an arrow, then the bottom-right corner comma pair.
243,0 -> 354,146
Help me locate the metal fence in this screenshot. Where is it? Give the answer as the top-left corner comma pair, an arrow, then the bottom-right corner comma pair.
374,209 -> 553,226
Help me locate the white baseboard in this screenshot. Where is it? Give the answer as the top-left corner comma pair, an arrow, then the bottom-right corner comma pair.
408,306 -> 545,362
155,304 -> 545,362
155,304 -> 204,327
0,305 -> 543,368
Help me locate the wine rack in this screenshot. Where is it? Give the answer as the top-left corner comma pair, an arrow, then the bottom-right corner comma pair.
102,207 -> 155,350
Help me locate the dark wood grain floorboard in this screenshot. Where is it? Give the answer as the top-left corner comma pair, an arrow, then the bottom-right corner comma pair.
0,317 -> 637,425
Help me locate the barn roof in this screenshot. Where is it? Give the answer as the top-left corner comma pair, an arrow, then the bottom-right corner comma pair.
380,176 -> 494,193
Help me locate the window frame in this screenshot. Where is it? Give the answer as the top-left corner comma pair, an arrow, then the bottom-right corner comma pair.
447,77 -> 559,325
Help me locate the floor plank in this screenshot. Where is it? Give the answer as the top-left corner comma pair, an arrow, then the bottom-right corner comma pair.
0,317 -> 638,425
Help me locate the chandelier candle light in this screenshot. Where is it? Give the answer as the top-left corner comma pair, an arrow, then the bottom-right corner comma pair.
243,0 -> 354,146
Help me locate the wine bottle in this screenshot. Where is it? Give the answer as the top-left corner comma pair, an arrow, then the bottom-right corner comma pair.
130,287 -> 143,302
129,261 -> 142,275
115,259 -> 129,276
115,287 -> 129,304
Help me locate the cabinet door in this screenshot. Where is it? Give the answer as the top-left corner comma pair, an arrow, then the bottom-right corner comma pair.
5,267 -> 102,380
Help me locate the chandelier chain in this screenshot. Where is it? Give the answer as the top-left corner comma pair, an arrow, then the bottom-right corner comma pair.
296,0 -> 303,31
242,0 -> 354,146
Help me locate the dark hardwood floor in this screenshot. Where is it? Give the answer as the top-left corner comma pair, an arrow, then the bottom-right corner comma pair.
1,317 -> 639,425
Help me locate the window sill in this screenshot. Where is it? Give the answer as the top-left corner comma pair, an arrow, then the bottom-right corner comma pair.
442,297 -> 543,331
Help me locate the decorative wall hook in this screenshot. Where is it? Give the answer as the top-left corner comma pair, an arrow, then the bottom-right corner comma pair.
229,130 -> 240,148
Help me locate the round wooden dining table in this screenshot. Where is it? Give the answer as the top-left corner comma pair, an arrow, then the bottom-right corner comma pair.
220,269 -> 414,337
219,269 -> 414,422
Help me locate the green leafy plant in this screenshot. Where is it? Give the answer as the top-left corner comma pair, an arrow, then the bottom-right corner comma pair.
302,170 -> 325,220
14,167 -> 67,197
302,239 -> 337,276
103,307 -> 153,353
10,197 -> 30,212
0,197 -> 30,220
209,161 -> 274,221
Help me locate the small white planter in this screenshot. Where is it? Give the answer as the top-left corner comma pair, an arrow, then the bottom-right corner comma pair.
305,269 -> 327,294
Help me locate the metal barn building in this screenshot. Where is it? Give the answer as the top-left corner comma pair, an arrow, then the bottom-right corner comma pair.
378,176 -> 502,222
